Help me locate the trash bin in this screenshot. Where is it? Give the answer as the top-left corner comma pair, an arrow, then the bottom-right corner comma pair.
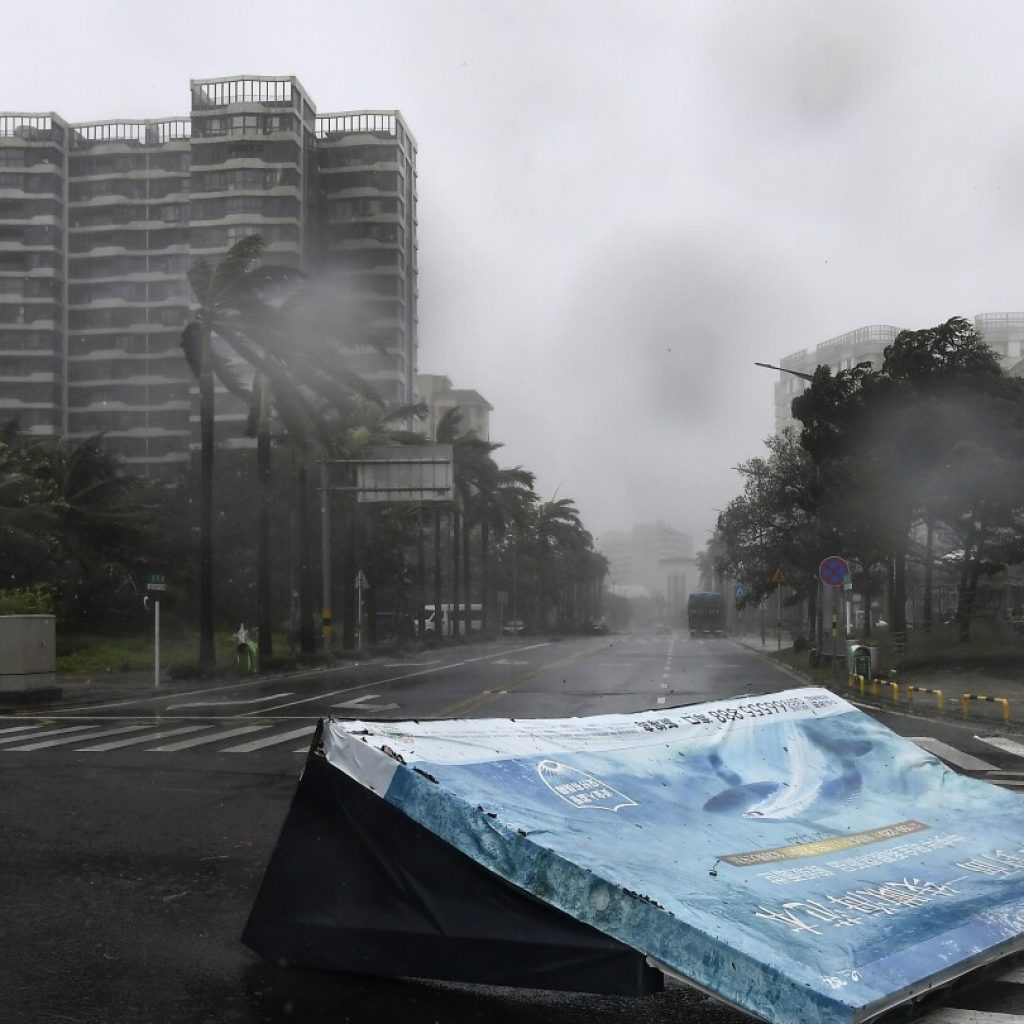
846,643 -> 879,678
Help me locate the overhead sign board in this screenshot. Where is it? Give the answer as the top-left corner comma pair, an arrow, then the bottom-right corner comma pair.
352,445 -> 453,503
248,690 -> 1024,1024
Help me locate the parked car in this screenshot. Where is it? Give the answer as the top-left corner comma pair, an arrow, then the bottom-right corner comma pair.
502,619 -> 527,635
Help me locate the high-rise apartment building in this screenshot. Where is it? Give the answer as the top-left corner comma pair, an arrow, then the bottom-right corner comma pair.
0,75 -> 418,476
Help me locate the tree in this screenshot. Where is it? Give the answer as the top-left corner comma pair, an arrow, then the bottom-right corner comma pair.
785,316 -> 1024,644
181,235 -> 303,668
0,426 -> 153,628
715,428 -> 821,638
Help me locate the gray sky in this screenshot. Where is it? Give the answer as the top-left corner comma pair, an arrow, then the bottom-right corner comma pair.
4,0 -> 1023,546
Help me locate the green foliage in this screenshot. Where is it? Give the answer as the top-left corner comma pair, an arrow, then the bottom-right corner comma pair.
718,316 -> 1024,645
0,587 -> 54,615
0,427 -> 156,630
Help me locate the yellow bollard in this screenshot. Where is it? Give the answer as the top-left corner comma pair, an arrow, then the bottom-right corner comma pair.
961,693 -> 1011,723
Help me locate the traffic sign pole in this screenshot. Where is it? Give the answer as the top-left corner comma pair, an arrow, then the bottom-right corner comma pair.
777,580 -> 782,652
154,598 -> 160,689
146,575 -> 167,688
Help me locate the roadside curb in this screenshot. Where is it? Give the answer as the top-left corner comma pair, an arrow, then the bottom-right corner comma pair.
733,636 -> 1024,736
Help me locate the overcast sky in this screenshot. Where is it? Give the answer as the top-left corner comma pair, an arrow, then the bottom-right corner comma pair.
4,1 -> 1023,547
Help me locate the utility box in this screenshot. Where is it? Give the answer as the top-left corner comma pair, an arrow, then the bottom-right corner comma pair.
847,642 -> 879,679
0,615 -> 57,698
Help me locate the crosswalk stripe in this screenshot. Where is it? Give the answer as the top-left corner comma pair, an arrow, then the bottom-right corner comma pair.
909,737 -> 999,772
923,1008 -> 1022,1022
221,726 -> 315,753
148,725 -> 274,752
0,723 -> 46,737
6,724 -> 153,751
0,723 -> 97,745
978,736 -> 1024,759
76,725 -> 214,751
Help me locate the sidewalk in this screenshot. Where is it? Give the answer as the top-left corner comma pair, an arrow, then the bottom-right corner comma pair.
1,660 -> 340,712
735,633 -> 1024,735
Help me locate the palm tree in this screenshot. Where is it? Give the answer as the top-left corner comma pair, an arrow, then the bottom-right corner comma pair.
437,408 -> 502,638
0,428 -> 151,625
468,465 -> 535,633
530,497 -> 589,629
181,235 -> 304,668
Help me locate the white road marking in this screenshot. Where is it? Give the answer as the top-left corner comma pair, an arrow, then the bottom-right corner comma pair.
222,726 -> 315,753
924,1008 -> 1022,1023
0,723 -> 106,745
246,644 -> 551,716
333,693 -> 401,712
76,725 -> 213,751
49,663 -> 353,714
148,725 -> 274,752
977,735 -> 1024,759
6,724 -> 153,751
909,737 -> 999,772
166,692 -> 292,709
0,723 -> 46,737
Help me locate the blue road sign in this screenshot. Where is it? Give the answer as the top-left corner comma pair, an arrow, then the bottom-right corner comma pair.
818,555 -> 850,587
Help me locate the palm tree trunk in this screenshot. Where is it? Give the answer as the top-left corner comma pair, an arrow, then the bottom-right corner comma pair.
342,505 -> 356,650
198,331 -> 215,669
452,506 -> 461,638
463,514 -> 472,637
416,505 -> 426,637
366,509 -> 377,647
433,507 -> 443,639
256,413 -> 273,662
480,519 -> 490,635
297,460 -> 315,654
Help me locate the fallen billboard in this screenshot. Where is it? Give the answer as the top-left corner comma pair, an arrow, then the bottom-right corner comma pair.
245,687 -> 1024,1023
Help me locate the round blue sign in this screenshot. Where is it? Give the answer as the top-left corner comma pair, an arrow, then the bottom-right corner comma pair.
819,555 -> 850,587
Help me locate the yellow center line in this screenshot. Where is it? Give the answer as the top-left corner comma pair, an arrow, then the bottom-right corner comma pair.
431,641 -> 611,718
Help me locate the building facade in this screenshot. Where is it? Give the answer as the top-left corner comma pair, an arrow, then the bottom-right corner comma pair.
772,314 -> 1024,434
597,521 -> 695,609
0,75 -> 418,476
415,373 -> 492,441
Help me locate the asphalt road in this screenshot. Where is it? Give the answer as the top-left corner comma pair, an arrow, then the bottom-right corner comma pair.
3,631 -> 1024,1023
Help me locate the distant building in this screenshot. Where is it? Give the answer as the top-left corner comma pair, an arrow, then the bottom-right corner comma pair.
416,373 -> 492,440
771,314 -> 1024,434
597,521 -> 695,610
0,75 -> 418,476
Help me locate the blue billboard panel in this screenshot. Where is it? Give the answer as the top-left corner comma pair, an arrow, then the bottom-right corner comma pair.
322,688 -> 1024,1024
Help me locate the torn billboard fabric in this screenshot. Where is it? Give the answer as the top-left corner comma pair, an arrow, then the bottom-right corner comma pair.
319,687 -> 1024,1024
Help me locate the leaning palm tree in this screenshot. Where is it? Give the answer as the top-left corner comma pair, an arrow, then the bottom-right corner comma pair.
437,407 -> 503,638
181,235 -> 303,668
468,464 -> 535,634
530,497 -> 587,629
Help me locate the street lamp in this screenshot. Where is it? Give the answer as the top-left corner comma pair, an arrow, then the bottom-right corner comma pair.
753,361 -> 814,382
